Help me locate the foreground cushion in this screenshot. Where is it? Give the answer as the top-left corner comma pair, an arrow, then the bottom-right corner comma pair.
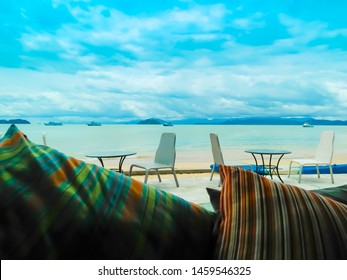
206,187 -> 221,212
216,165 -> 347,260
312,184 -> 347,205
0,125 -> 216,259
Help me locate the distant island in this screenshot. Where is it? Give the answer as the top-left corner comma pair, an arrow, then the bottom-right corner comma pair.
137,118 -> 174,126
137,117 -> 347,126
1,117 -> 346,126
220,117 -> 347,126
138,118 -> 167,125
0,119 -> 30,124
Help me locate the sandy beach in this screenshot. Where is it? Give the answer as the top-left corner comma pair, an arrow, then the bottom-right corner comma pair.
84,149 -> 347,208
128,170 -> 347,208
94,147 -> 347,174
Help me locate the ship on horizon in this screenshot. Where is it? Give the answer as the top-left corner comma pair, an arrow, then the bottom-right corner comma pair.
162,121 -> 173,126
87,121 -> 102,126
44,121 -> 63,126
303,122 -> 314,127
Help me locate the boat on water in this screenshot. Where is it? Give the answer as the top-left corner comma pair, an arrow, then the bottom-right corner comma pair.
44,121 -> 63,126
87,121 -> 102,126
162,122 -> 173,126
303,122 -> 314,127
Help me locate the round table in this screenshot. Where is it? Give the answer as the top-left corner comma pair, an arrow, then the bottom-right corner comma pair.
86,151 -> 136,173
245,149 -> 291,182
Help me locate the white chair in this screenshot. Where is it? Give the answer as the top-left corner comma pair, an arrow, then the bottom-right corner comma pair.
210,133 -> 252,181
129,132 -> 179,187
288,131 -> 335,183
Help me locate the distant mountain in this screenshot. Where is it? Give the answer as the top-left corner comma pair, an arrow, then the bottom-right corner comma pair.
222,117 -> 305,125
2,117 -> 345,126
139,117 -> 347,125
222,117 -> 347,125
173,118 -> 221,125
137,118 -> 164,125
0,119 -> 30,124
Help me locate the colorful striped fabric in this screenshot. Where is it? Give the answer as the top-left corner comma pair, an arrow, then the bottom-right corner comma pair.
0,125 -> 216,259
216,165 -> 347,260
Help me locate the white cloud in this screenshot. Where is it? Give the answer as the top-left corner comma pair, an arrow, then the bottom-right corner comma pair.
232,12 -> 265,30
18,3 -> 232,65
2,1 -> 347,121
278,13 -> 347,48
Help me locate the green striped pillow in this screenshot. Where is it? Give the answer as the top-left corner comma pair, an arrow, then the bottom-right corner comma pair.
216,165 -> 347,259
0,125 -> 216,259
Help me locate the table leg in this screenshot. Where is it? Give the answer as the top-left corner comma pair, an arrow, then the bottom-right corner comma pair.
251,153 -> 267,175
250,153 -> 259,173
247,151 -> 288,183
97,157 -> 104,167
269,154 -> 273,179
275,154 -> 285,183
118,156 -> 126,173
260,154 -> 267,176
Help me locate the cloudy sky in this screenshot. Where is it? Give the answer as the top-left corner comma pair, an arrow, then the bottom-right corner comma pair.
1,0 -> 347,123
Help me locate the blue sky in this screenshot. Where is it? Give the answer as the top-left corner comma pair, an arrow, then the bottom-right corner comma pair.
1,0 -> 347,123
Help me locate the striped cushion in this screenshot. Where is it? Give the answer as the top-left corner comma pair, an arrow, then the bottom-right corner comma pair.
216,165 -> 347,260
0,125 -> 216,259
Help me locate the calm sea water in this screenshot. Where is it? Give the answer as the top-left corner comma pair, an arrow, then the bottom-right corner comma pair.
1,124 -> 347,163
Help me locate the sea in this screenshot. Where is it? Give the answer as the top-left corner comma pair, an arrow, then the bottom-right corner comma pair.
1,124 -> 347,165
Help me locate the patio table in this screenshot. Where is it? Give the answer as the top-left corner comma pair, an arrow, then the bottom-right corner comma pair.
86,151 -> 136,173
245,149 -> 291,182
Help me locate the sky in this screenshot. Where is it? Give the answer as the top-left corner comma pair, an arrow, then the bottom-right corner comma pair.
1,0 -> 347,123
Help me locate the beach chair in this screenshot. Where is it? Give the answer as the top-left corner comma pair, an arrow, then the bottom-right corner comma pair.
209,133 -> 252,181
288,131 -> 335,183
129,132 -> 179,187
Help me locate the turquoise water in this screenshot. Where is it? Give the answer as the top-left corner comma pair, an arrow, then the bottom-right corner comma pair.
1,124 -> 347,163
